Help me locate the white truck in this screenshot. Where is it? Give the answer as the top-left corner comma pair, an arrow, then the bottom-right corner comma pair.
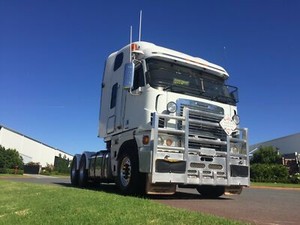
70,41 -> 250,197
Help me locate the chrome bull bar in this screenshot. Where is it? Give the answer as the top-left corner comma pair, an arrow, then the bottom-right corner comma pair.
150,107 -> 249,187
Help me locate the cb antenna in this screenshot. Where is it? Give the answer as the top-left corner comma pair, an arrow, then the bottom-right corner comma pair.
129,25 -> 133,62
138,10 -> 142,42
223,46 -> 228,68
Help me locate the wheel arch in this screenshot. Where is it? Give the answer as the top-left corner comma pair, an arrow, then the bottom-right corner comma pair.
117,139 -> 139,160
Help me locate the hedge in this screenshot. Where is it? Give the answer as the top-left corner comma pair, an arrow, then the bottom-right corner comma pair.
250,163 -> 289,183
0,168 -> 24,175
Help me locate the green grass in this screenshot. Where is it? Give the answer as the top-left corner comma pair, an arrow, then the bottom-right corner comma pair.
0,173 -> 68,178
0,180 -> 248,225
251,182 -> 300,188
0,174 -> 24,177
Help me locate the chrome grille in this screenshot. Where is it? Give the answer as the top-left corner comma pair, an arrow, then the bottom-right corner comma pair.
188,141 -> 227,151
178,100 -> 227,151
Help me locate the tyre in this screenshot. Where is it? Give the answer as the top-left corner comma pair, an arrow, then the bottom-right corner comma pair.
70,157 -> 79,186
196,185 -> 225,198
78,156 -> 88,187
117,151 -> 143,195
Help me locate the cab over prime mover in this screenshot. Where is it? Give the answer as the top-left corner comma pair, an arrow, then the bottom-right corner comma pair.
70,42 -> 250,197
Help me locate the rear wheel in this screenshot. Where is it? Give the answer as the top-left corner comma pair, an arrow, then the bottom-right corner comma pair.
78,156 -> 88,187
196,185 -> 225,198
70,157 -> 79,186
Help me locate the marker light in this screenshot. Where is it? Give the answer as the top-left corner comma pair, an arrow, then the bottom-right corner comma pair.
131,43 -> 138,51
143,135 -> 150,145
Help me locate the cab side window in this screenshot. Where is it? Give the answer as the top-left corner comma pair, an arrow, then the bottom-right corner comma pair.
114,53 -> 123,71
133,65 -> 145,90
110,83 -> 118,109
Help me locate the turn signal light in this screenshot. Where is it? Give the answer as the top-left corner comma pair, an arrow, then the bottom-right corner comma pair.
143,135 -> 150,145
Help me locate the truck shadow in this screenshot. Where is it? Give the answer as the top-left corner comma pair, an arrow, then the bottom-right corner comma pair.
149,192 -> 232,200
54,182 -> 232,200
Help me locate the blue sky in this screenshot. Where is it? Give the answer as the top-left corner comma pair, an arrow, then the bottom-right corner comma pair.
1,0 -> 299,155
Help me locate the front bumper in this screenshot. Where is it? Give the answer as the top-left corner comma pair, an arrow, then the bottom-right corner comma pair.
148,110 -> 250,187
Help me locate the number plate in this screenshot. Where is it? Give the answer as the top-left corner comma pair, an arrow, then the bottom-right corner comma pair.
200,148 -> 216,156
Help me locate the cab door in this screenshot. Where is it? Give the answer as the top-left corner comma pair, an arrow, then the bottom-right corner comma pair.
106,51 -> 126,134
122,62 -> 147,130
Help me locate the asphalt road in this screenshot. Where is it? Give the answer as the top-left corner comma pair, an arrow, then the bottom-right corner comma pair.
2,175 -> 300,225
157,187 -> 300,225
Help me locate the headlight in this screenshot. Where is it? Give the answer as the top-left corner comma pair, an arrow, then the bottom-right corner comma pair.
157,135 -> 181,147
230,142 -> 247,155
232,114 -> 240,125
230,145 -> 239,154
167,102 -> 177,113
158,136 -> 164,145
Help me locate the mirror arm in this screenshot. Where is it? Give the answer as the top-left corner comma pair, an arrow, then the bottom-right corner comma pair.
129,87 -> 142,96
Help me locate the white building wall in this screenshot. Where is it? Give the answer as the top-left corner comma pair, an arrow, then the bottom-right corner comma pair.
0,126 -> 73,167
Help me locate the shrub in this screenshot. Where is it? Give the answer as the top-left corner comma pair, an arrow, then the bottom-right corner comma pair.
250,163 -> 289,183
40,170 -> 51,176
26,162 -> 40,166
289,173 -> 300,184
42,163 -> 54,173
250,146 -> 291,183
0,168 -> 24,175
54,154 -> 70,174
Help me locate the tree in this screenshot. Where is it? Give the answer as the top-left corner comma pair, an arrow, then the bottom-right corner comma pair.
0,145 -> 6,168
54,154 -> 70,174
0,145 -> 23,169
251,146 -> 282,164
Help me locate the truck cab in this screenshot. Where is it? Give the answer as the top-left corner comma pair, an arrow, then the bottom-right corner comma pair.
71,42 -> 249,197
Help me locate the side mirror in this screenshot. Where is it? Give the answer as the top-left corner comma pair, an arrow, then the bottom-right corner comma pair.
123,63 -> 134,90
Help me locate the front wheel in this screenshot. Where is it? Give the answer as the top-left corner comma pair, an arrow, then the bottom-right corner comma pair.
196,185 -> 225,198
117,151 -> 142,195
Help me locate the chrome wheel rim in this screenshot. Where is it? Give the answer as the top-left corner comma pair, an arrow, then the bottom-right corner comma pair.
120,156 -> 131,187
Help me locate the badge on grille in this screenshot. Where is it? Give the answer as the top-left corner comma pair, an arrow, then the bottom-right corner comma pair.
219,116 -> 237,136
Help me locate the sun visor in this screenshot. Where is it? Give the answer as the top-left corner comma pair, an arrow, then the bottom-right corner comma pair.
150,52 -> 229,79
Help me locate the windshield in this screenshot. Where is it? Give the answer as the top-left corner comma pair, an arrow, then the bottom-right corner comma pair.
146,58 -> 238,105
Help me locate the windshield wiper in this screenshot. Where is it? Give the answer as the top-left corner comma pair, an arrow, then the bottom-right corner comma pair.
163,85 -> 172,91
212,95 -> 236,104
163,84 -> 203,95
200,78 -> 205,93
163,84 -> 186,94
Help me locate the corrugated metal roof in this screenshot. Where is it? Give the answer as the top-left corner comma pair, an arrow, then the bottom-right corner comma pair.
250,133 -> 300,155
